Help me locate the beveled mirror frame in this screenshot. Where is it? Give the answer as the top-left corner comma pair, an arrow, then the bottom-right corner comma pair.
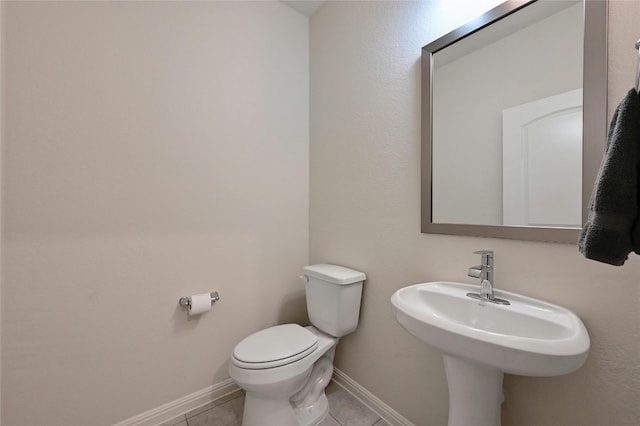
421,0 -> 608,243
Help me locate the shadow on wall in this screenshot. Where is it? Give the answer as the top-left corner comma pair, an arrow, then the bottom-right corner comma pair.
278,290 -> 309,326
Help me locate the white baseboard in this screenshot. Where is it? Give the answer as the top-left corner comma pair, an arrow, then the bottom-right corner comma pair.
113,379 -> 241,426
332,368 -> 414,426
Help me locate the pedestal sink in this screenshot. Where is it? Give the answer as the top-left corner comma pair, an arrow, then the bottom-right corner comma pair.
390,281 -> 589,426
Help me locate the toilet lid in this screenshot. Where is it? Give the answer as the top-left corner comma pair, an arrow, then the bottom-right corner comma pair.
232,324 -> 318,369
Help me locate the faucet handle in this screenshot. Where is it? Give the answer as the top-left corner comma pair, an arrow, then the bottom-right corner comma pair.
473,250 -> 493,255
473,250 -> 493,264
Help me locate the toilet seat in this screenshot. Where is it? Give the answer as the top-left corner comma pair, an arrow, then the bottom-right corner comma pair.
232,324 -> 319,370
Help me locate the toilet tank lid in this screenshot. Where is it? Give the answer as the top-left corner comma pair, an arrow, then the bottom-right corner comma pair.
303,264 -> 366,285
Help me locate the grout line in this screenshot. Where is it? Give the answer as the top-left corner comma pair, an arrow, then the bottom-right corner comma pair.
329,413 -> 343,425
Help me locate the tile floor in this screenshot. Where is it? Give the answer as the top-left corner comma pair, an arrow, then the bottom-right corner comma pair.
160,381 -> 389,426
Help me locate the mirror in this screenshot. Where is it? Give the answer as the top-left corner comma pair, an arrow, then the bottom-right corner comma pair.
421,0 -> 607,243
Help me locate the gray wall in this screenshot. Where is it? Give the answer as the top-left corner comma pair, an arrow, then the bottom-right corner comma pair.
310,1 -> 640,425
2,2 -> 309,424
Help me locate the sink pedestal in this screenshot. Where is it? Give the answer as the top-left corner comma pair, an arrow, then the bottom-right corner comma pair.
443,355 -> 503,426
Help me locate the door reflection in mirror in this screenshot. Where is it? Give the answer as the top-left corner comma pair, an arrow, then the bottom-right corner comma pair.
430,1 -> 583,227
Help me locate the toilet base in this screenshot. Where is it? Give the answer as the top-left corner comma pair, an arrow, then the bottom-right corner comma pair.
242,393 -> 298,426
241,392 -> 329,426
240,355 -> 334,426
291,354 -> 334,425
294,393 -> 329,426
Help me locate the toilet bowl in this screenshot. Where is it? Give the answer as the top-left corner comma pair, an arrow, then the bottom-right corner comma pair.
229,325 -> 337,426
228,264 -> 366,426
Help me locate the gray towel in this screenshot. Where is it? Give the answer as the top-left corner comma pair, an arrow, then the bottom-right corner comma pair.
579,89 -> 640,265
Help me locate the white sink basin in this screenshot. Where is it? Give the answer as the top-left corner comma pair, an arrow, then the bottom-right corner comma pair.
391,281 -> 589,377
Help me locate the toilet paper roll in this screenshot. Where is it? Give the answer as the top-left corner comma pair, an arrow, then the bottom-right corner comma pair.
188,293 -> 212,316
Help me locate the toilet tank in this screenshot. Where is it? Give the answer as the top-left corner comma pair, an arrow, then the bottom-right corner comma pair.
303,264 -> 366,337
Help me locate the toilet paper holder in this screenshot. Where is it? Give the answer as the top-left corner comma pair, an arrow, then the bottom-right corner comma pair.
179,291 -> 220,308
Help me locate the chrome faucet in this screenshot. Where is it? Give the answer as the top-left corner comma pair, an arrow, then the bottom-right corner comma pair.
467,250 -> 510,305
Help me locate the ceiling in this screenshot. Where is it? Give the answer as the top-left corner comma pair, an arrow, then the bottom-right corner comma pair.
281,1 -> 325,17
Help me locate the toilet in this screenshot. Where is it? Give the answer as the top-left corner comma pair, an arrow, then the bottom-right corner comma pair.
229,264 -> 366,426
